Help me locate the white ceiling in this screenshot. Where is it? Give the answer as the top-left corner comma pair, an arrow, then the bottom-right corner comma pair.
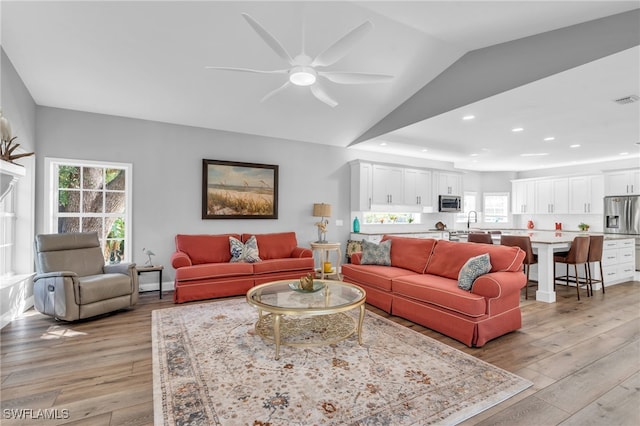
2,1 -> 639,172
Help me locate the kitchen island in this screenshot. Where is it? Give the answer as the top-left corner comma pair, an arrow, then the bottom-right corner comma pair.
457,230 -> 635,303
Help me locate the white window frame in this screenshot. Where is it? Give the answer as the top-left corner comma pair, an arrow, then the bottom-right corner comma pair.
483,192 -> 510,223
44,157 -> 133,262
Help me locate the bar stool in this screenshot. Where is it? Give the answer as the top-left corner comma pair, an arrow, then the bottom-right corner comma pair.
501,235 -> 538,299
586,235 -> 604,294
554,236 -> 590,300
468,232 -> 493,244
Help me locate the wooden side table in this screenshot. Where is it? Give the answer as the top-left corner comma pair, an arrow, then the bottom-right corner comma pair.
310,242 -> 342,280
137,265 -> 164,299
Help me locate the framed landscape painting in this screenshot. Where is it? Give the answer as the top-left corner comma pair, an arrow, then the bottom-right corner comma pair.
202,159 -> 278,219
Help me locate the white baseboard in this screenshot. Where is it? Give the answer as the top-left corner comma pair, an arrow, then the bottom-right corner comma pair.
139,280 -> 174,294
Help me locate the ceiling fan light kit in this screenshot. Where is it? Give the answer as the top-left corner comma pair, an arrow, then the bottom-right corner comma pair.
206,13 -> 393,107
289,66 -> 317,86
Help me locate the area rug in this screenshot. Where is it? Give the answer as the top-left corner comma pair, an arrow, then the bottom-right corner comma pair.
152,298 -> 531,425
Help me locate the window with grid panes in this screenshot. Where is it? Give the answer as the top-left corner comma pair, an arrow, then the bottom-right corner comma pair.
45,158 -> 132,263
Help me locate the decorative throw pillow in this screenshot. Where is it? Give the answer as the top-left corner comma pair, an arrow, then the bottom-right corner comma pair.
458,253 -> 492,291
229,235 -> 261,263
360,239 -> 392,266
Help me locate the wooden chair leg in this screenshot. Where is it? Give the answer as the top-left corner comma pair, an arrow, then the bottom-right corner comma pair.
584,263 -> 591,297
599,262 -> 605,294
574,264 -> 580,300
524,265 -> 531,299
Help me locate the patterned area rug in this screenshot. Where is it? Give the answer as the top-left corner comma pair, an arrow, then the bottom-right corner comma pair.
152,298 -> 531,425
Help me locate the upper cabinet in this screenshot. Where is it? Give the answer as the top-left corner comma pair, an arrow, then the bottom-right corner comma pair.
535,178 -> 568,214
513,174 -> 604,216
350,161 -> 373,211
350,161 -> 437,211
511,179 -> 536,214
372,164 -> 404,205
569,175 -> 604,214
604,169 -> 640,195
434,171 -> 462,196
403,168 -> 432,207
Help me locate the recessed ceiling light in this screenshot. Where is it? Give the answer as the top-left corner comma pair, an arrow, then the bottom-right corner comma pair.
512,127 -> 524,132
462,115 -> 475,120
570,144 -> 581,148
421,149 -> 428,152
619,152 -> 629,155
470,153 -> 479,157
520,153 -> 549,157
380,142 -> 387,146
544,137 -> 555,141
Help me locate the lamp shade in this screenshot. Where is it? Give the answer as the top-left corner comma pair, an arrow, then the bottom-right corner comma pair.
313,203 -> 332,218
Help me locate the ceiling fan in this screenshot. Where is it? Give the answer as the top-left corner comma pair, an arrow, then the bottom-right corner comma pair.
206,13 -> 394,107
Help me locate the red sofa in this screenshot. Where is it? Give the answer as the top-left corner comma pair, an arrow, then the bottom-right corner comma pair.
170,232 -> 314,303
342,236 -> 526,347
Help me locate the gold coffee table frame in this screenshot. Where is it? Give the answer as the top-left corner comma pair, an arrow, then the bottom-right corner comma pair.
246,280 -> 366,360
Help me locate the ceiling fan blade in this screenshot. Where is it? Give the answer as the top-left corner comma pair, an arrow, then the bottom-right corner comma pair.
310,83 -> 338,108
205,66 -> 288,75
242,13 -> 294,65
311,21 -> 373,67
260,81 -> 291,103
319,71 -> 394,84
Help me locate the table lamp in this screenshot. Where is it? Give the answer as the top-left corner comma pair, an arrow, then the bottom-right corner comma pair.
313,203 -> 331,243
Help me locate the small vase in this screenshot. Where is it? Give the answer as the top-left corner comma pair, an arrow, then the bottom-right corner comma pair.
353,217 -> 360,233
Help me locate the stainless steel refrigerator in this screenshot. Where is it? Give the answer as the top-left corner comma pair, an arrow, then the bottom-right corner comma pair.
604,195 -> 640,270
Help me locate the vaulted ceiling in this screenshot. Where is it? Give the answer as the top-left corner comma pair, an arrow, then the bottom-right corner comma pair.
2,1 -> 639,171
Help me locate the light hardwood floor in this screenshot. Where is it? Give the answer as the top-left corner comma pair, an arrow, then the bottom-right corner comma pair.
1,281 -> 639,425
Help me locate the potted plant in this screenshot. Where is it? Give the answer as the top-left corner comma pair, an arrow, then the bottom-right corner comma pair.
578,223 -> 590,232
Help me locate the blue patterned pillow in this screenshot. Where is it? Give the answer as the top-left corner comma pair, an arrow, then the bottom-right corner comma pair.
229,235 -> 261,263
361,240 -> 392,266
458,253 -> 492,291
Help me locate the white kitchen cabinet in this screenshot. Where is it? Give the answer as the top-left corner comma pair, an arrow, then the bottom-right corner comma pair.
601,239 -> 636,285
403,168 -> 432,207
535,178 -> 568,214
512,179 -> 536,214
569,175 -> 604,214
604,169 -> 640,195
350,161 -> 373,211
435,172 -> 462,196
372,164 -> 404,205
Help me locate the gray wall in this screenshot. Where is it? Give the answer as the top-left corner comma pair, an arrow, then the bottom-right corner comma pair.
34,107 -> 457,284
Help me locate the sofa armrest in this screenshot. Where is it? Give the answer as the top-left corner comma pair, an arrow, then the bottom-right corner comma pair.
171,251 -> 192,268
471,271 -> 526,299
291,247 -> 313,258
350,252 -> 362,265
34,271 -> 78,280
104,262 -> 136,275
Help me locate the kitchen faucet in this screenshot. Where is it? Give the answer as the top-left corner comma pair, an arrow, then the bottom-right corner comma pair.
467,211 -> 478,230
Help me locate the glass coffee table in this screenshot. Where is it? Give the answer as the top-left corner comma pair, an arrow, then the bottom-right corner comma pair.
246,279 -> 366,360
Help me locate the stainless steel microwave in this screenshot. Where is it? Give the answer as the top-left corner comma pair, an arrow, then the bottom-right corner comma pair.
439,195 -> 461,212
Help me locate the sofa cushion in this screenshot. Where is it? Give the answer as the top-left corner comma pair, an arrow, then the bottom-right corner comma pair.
392,274 -> 487,317
175,262 -> 254,281
361,240 -> 392,266
458,253 -> 492,291
229,236 -> 261,263
426,240 -> 524,280
252,258 -> 314,275
381,236 -> 436,274
175,234 -> 240,265
341,264 -> 416,292
243,232 -> 297,260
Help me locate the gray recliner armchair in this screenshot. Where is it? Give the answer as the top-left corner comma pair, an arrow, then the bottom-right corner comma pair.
33,232 -> 139,321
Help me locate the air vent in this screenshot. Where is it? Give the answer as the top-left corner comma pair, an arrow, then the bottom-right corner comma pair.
613,95 -> 639,105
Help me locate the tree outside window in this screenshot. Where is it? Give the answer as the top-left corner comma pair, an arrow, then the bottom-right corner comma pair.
47,159 -> 131,263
